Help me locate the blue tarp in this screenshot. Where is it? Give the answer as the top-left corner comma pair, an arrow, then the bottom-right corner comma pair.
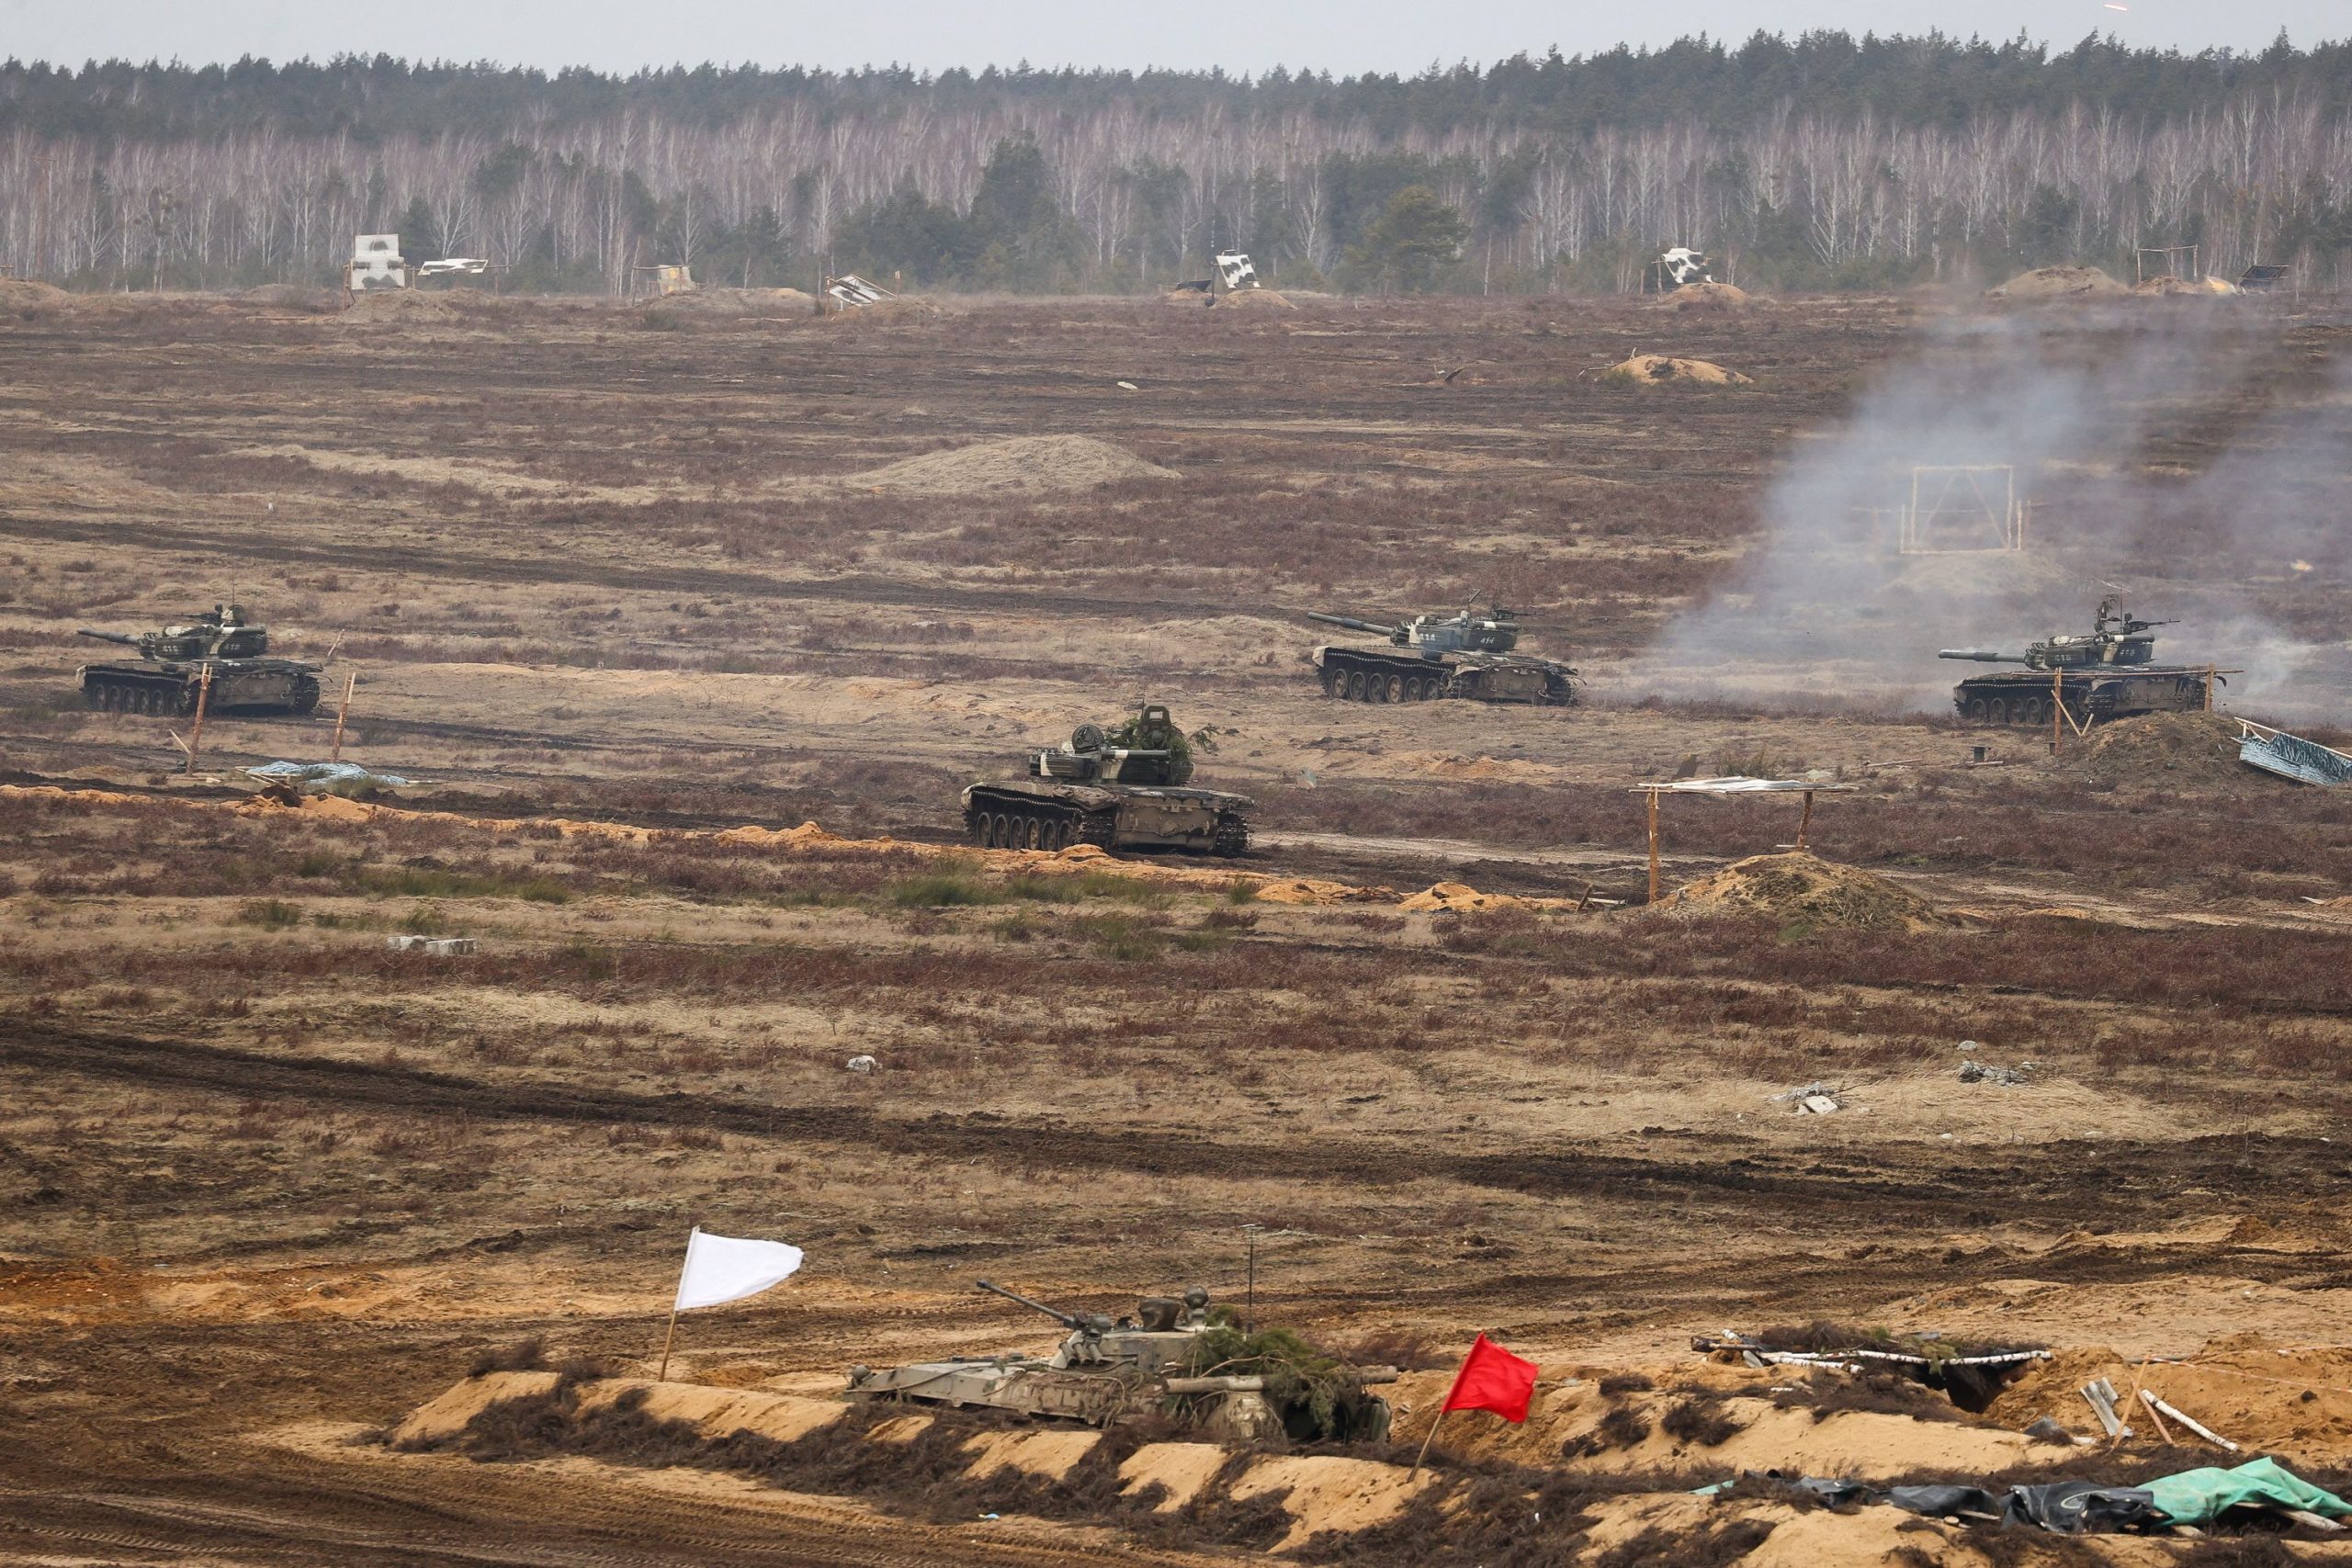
2241,730 -> 2352,787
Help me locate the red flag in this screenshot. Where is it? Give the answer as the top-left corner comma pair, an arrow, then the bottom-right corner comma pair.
1440,1332 -> 1540,1423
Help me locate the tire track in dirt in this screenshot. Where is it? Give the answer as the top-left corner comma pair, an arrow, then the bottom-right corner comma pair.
9,1021 -> 2338,1229
0,511 -> 1272,625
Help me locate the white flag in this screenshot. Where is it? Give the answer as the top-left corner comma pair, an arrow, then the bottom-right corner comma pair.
673,1226 -> 805,1312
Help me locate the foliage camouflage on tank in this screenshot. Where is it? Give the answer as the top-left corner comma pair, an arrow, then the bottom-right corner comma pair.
845,1279 -> 1395,1445
961,704 -> 1251,856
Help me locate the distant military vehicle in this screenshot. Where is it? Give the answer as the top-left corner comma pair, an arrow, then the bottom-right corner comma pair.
76,605 -> 323,716
1939,598 -> 2216,726
846,1279 -> 1395,1443
962,704 -> 1251,856
1308,605 -> 1578,705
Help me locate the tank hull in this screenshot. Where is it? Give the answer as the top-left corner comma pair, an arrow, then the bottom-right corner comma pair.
1951,666 -> 2212,727
1312,645 -> 1575,705
963,779 -> 1250,856
79,658 -> 322,716
848,1359 -> 1282,1440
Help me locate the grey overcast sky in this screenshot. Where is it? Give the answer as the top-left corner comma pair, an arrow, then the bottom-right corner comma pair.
0,0 -> 2335,74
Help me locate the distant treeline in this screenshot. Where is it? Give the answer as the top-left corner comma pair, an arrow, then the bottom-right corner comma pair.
2,33 -> 2347,294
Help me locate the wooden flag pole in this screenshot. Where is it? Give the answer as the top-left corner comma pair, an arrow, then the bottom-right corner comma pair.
330,670 -> 356,762
1796,790 -> 1815,852
1408,1405 -> 1449,1479
657,1304 -> 682,1382
186,663 -> 214,774
1646,799 -> 1665,907
2049,667 -> 2063,755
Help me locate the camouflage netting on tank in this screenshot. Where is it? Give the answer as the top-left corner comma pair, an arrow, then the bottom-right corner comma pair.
1181,1322 -> 1389,1443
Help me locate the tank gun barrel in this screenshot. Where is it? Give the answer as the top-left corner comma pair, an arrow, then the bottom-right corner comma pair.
974,1279 -> 1087,1331
1308,612 -> 1400,637
1938,649 -> 2025,664
76,628 -> 140,647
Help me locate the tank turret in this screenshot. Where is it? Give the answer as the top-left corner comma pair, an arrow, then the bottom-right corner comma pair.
1939,597 -> 2165,672
74,604 -> 322,716
967,704 -> 1249,855
1939,599 -> 2213,727
1307,604 -> 1576,705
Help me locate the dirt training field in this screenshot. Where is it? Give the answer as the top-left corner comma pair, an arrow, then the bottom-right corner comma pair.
4,285 -> 2352,1565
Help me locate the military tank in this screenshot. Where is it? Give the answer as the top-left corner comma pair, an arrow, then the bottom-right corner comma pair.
963,704 -> 1250,856
1307,604 -> 1578,705
846,1279 -> 1396,1444
1939,599 -> 2217,727
76,605 -> 323,716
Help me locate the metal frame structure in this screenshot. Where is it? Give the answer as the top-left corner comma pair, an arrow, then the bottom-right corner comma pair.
1899,465 -> 2024,555
2134,244 -> 2200,285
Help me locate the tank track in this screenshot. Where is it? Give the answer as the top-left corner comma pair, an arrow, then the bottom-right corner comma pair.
82,672 -> 198,716
1317,650 -> 1452,703
964,792 -> 1113,852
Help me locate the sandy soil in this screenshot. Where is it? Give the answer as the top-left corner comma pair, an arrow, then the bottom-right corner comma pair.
2,289 -> 2350,1565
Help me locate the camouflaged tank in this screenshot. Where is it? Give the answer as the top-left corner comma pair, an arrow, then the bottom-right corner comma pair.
1307,604 -> 1578,705
845,1280 -> 1395,1444
75,604 -> 323,716
962,704 -> 1251,856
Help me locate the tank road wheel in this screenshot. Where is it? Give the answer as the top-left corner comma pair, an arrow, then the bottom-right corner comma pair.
1022,817 -> 1043,851
1963,697 -> 1988,724
2021,696 -> 2045,726
1320,667 -> 1343,698
1343,671 -> 1367,701
1385,674 -> 1405,703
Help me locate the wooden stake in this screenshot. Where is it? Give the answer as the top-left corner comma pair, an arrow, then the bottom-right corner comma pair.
186,663 -> 214,774
1796,790 -> 1815,852
1645,790 -> 1661,905
2205,664 -> 2216,712
1409,1405 -> 1449,1479
2050,666 -> 2063,756
330,670 -> 356,762
657,1304 -> 682,1382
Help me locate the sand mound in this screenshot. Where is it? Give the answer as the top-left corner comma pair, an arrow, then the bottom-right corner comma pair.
391,1371 -> 562,1445
2080,712 -> 2257,790
1227,1454 -> 1433,1551
1661,281 -> 1752,310
644,287 -> 814,321
1661,851 -> 1939,929
1211,288 -> 1295,310
1161,287 -> 1215,306
850,434 -> 1178,494
0,277 -> 69,312
1986,265 -> 2130,299
1608,354 -> 1752,386
828,297 -> 943,323
338,288 -> 473,324
238,283 -> 340,312
1398,882 -> 1570,913
1987,1337 -> 2352,1464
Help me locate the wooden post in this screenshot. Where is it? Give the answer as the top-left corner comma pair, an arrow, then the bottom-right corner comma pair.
186,663 -> 214,773
2050,666 -> 2064,755
657,1305 -> 682,1382
2204,664 -> 2215,712
1645,790 -> 1661,905
330,670 -> 356,762
1409,1405 -> 1449,1479
1797,790 -> 1815,852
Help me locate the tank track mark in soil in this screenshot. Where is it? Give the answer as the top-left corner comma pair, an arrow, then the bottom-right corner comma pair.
10,1023 -> 2342,1227
0,511 -> 1283,626
0,1462 -> 1137,1568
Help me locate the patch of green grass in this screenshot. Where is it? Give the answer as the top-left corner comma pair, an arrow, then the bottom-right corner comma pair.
1076,913 -> 1165,962
886,872 -> 1005,908
354,866 -> 571,904
230,897 -> 302,931
1005,872 -> 1170,907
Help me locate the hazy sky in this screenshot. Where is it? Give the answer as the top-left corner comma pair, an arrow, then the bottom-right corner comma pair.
0,0 -> 2335,75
